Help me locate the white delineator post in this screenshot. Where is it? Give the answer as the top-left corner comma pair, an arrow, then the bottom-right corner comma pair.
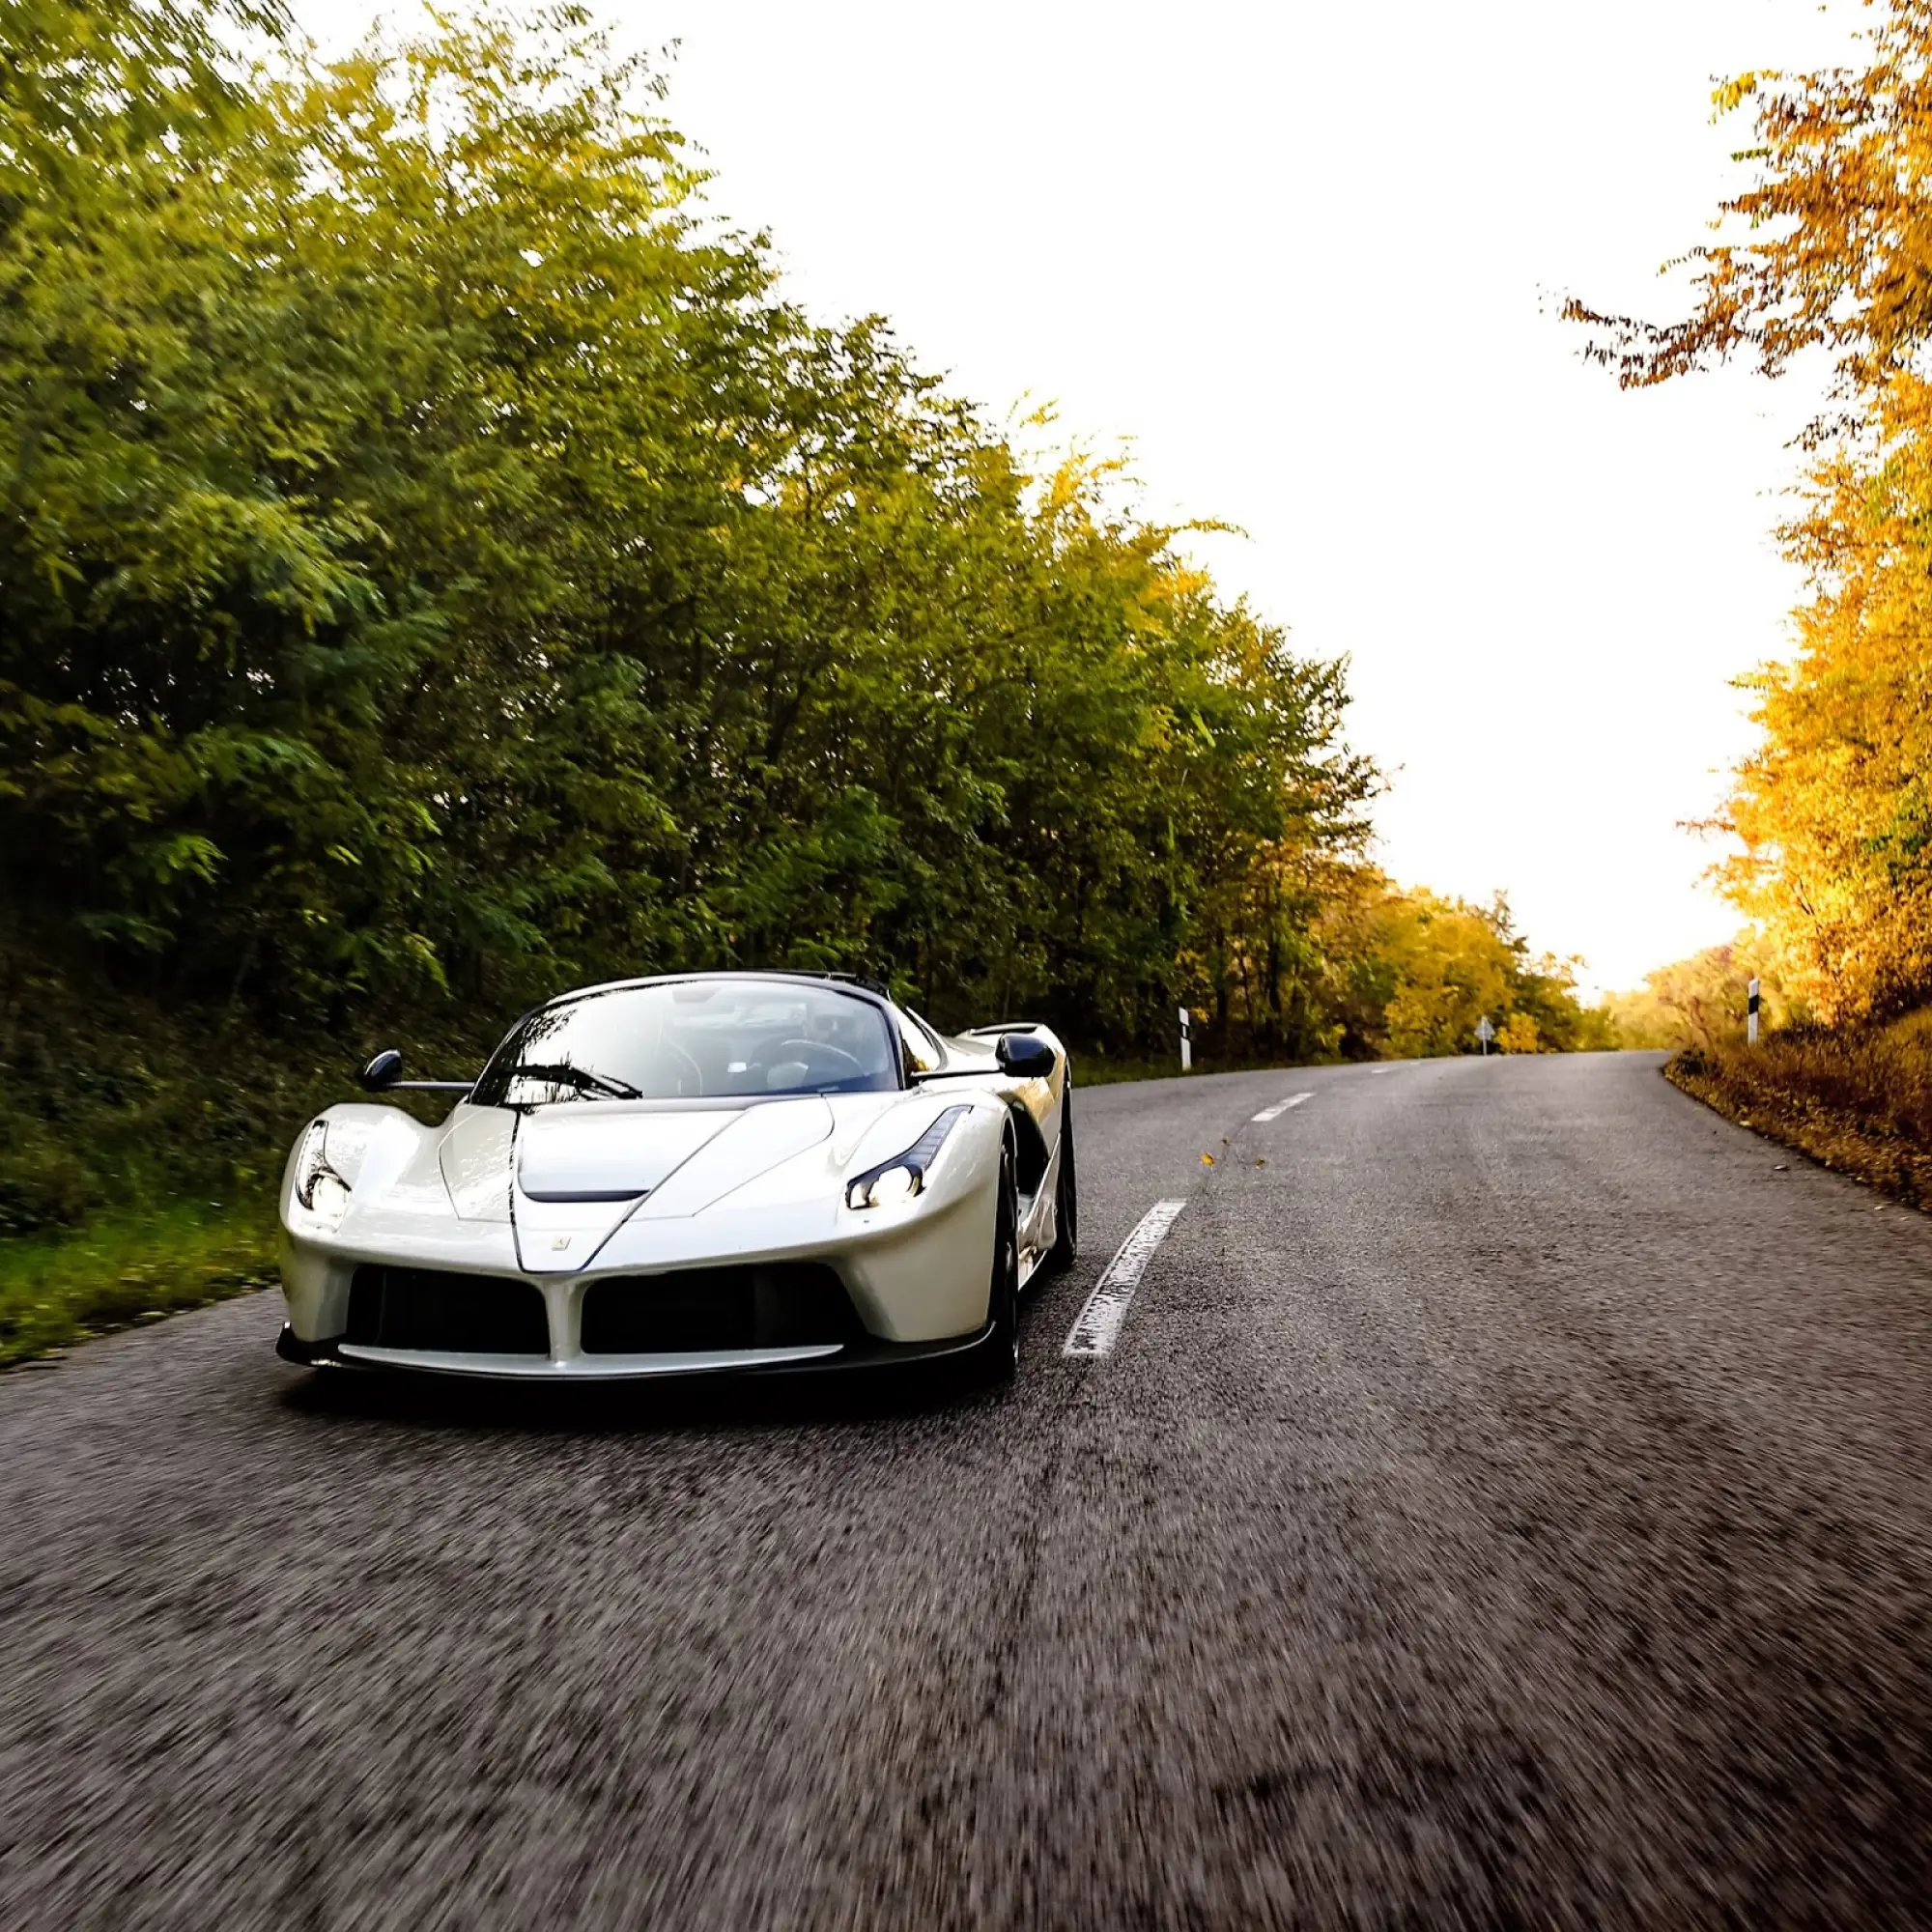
1179,1006 -> 1192,1072
1747,977 -> 1760,1047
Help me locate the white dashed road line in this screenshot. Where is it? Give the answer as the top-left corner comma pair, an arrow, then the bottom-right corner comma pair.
1250,1092 -> 1315,1122
1063,1200 -> 1188,1359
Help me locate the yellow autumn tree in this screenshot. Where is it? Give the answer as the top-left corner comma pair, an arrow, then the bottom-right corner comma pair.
1600,937 -> 1798,1050
1310,873 -> 1588,1056
1496,1012 -> 1540,1054
1569,0 -> 1932,1021
1722,422 -> 1932,1019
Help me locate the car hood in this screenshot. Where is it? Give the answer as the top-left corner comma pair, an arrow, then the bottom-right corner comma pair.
516,1106 -> 748,1203
436,1096 -> 840,1273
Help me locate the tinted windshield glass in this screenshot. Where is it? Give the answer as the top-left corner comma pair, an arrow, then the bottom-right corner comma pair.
471,981 -> 899,1106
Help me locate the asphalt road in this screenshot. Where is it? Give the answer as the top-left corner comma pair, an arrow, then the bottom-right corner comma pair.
5,1052 -> 1932,1929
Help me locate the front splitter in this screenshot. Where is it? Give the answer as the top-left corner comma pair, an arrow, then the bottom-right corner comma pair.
275,1322 -> 995,1379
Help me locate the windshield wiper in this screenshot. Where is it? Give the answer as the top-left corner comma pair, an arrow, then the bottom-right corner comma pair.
497,1062 -> 642,1100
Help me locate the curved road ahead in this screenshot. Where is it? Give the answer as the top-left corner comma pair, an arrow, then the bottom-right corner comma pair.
5,1053 -> 1932,1928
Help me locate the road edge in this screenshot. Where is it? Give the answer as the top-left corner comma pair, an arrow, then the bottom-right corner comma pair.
1665,1052 -> 1932,1214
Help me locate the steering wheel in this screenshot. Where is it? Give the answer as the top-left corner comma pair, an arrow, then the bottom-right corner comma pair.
666,1039 -> 704,1096
773,1038 -> 865,1077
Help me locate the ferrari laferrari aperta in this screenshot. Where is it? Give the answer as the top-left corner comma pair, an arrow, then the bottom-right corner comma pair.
275,972 -> 1075,1384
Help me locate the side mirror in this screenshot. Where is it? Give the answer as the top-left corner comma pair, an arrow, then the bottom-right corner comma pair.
360,1049 -> 405,1093
995,1033 -> 1057,1079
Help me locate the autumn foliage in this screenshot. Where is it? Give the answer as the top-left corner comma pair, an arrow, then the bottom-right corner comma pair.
1570,0 -> 1932,1024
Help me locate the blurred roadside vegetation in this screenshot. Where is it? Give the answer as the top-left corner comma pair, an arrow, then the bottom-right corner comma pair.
0,1206 -> 275,1369
0,2 -> 1617,1355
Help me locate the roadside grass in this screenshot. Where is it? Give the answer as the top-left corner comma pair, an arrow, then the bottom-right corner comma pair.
1668,1008 -> 1932,1210
1077,1054 -> 1197,1086
0,1204 -> 278,1369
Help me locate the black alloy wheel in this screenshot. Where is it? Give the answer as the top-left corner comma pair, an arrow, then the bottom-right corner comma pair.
1045,1077 -> 1078,1272
972,1146 -> 1021,1387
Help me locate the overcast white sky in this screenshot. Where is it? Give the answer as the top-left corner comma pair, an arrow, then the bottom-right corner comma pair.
298,0 -> 1862,994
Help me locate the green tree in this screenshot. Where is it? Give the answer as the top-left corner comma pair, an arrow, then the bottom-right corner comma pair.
0,1 -> 1608,1243
0,1 -> 1378,1058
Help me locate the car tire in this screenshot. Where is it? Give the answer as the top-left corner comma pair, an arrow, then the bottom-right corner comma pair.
970,1145 -> 1021,1387
1044,1077 -> 1078,1272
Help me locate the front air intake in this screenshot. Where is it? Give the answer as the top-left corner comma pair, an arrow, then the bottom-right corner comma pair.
580,1264 -> 862,1354
346,1266 -> 551,1355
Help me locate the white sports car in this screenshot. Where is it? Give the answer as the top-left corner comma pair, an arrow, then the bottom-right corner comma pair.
274,972 -> 1076,1383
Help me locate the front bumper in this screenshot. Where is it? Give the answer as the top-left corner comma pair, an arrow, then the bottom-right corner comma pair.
277,1164 -> 1001,1377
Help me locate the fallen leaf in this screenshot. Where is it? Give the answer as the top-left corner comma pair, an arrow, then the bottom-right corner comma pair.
1201,1152 -> 1215,1165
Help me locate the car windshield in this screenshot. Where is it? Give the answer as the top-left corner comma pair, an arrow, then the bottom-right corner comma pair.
470,980 -> 899,1106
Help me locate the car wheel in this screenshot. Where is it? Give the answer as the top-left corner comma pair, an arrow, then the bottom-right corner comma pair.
1045,1077 -> 1078,1272
971,1145 -> 1021,1386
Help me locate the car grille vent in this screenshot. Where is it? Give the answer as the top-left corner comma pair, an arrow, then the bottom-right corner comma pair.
580,1264 -> 861,1355
346,1266 -> 550,1355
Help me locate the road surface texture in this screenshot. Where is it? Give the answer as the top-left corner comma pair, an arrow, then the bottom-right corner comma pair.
4,1052 -> 1931,1929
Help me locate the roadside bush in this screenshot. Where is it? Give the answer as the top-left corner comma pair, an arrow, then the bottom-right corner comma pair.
1668,1008 -> 1932,1207
0,1125 -> 99,1236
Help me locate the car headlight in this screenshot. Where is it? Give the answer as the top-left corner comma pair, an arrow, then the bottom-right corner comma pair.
292,1120 -> 353,1230
845,1106 -> 970,1210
